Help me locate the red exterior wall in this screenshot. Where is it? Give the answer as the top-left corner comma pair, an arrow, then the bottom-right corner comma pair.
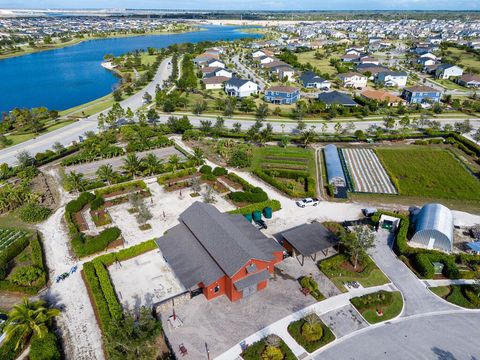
201,253 -> 283,302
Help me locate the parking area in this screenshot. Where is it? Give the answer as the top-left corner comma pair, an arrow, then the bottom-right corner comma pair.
320,304 -> 368,338
109,250 -> 186,310
65,146 -> 185,177
160,260 -> 321,359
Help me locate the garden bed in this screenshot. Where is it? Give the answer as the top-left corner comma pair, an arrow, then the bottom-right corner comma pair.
319,254 -> 389,292
430,285 -> 480,309
241,335 -> 296,360
287,314 -> 335,353
350,291 -> 403,324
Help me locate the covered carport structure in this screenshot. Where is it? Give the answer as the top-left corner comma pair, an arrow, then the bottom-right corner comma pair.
281,222 -> 339,266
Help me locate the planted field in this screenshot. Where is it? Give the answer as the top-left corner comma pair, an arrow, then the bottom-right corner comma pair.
252,146 -> 316,198
375,147 -> 480,202
342,148 -> 397,195
0,228 -> 29,253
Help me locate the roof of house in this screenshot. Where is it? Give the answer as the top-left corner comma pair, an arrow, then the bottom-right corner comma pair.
201,76 -> 230,85
342,53 -> 360,59
404,85 -> 439,93
234,269 -> 270,290
207,59 -> 224,65
361,89 -> 404,103
300,71 -> 328,84
266,85 -> 299,93
377,71 -> 408,78
226,77 -> 253,88
338,72 -> 366,79
262,60 -> 287,68
156,202 -> 283,288
318,90 -> 357,106
201,66 -> 221,74
460,74 -> 480,82
281,222 -> 339,256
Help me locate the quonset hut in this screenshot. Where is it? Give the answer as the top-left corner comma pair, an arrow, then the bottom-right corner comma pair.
323,144 -> 347,198
411,203 -> 454,252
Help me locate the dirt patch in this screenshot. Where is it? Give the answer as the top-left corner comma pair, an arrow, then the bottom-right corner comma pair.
106,237 -> 124,250
31,172 -> 57,208
74,212 -> 88,231
218,176 -> 243,190
339,260 -> 365,273
0,291 -> 29,311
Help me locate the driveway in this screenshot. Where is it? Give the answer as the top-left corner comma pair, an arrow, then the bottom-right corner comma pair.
370,229 -> 457,316
231,55 -> 268,90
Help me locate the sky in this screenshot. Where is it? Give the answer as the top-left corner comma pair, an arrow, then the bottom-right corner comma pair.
0,0 -> 479,10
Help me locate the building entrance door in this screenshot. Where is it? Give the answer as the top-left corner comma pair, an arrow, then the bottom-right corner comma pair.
242,284 -> 257,298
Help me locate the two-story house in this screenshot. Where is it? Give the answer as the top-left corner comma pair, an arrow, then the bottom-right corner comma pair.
225,78 -> 259,98
435,64 -> 464,79
299,71 -> 331,90
337,72 -> 368,89
264,86 -> 300,105
401,85 -> 441,105
375,71 -> 408,87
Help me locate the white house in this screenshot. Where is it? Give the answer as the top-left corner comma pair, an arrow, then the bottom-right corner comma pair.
259,56 -> 276,65
435,64 -> 464,79
205,59 -> 225,69
338,72 -> 368,89
225,78 -> 259,98
206,68 -> 233,78
375,71 -> 408,87
201,76 -> 229,90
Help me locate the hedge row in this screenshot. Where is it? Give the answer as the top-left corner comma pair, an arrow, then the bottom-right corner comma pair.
0,232 -> 31,279
71,227 -> 121,258
228,200 -> 281,215
253,168 -> 316,198
350,290 -> 394,311
157,167 -> 196,184
82,240 -> 158,333
229,190 -> 268,203
94,180 -> 147,197
414,253 -> 460,279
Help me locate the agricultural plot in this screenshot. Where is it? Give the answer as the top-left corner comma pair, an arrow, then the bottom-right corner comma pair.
375,147 -> 480,203
252,146 -> 317,198
342,148 -> 397,195
0,228 -> 29,253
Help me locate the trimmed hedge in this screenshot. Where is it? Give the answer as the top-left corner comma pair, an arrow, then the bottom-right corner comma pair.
94,180 -> 147,197
212,167 -> 228,176
253,168 -> 316,198
228,200 -> 281,215
157,168 -> 196,184
29,333 -> 61,360
229,190 -> 268,204
83,262 -> 111,331
0,232 -> 31,280
65,192 -> 95,213
90,196 -> 105,211
71,227 -> 121,258
93,259 -> 123,320
199,165 -> 212,174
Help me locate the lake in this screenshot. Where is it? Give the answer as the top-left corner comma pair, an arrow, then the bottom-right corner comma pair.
0,25 -> 261,113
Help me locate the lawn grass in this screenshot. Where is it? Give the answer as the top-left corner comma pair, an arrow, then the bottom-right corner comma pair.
431,285 -> 480,309
4,119 -> 76,147
375,147 -> 480,203
59,93 -> 115,117
351,291 -> 403,324
296,50 -> 339,76
446,47 -> 480,73
319,254 -> 390,292
287,315 -> 335,353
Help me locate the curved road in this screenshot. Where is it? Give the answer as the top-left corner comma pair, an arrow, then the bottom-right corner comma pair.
0,56 -> 173,166
317,312 -> 480,360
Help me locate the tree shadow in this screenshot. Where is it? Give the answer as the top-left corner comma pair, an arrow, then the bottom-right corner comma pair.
432,347 -> 457,360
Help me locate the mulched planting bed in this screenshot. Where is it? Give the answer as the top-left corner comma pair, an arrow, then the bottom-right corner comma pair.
262,163 -> 308,171
287,315 -> 335,353
106,237 -> 124,250
218,176 -> 243,190
90,210 -> 112,227
74,212 -> 88,232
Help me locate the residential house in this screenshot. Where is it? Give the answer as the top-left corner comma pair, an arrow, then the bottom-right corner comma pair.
225,78 -> 259,98
458,74 -> 480,88
204,68 -> 233,79
359,57 -> 380,66
337,72 -> 368,89
262,60 -> 288,69
205,59 -> 225,69
193,52 -> 219,65
435,64 -> 463,79
356,64 -> 390,78
265,86 -> 300,105
252,49 -> 274,58
317,91 -> 357,107
299,71 -> 331,90
341,53 -> 360,63
155,202 -> 284,302
258,56 -> 276,65
375,71 -> 408,87
201,76 -> 229,90
401,85 -> 441,105
270,65 -> 296,82
361,89 -> 405,106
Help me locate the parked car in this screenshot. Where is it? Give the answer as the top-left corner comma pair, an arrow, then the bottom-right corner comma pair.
362,208 -> 377,217
296,198 -> 319,208
254,219 -> 268,230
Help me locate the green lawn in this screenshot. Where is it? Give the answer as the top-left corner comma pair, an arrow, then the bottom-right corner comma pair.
60,93 -> 116,117
430,285 -> 480,309
241,335 -> 296,360
446,47 -> 480,73
296,50 -> 339,76
375,147 -> 480,203
351,291 -> 403,324
287,315 -> 335,353
435,78 -> 467,91
319,254 -> 390,292
5,119 -> 76,147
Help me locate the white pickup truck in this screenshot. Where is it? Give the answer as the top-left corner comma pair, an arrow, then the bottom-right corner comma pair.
295,198 -> 319,208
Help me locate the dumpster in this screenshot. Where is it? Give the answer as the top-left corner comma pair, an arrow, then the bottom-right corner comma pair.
252,210 -> 262,221
244,213 -> 253,222
263,207 -> 273,219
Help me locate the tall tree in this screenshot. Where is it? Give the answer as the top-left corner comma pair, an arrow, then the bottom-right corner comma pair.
340,226 -> 375,270
96,164 -> 116,185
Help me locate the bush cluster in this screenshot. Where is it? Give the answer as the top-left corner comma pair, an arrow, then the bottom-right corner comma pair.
17,203 -> 52,223
90,196 -> 105,211
94,180 -> 147,197
212,167 -> 228,176
29,333 -> 61,360
66,192 -> 95,213
350,290 -> 393,311
228,200 -> 281,215
199,165 -> 212,174
300,276 -> 324,301
253,168 -> 315,198
157,168 -> 196,184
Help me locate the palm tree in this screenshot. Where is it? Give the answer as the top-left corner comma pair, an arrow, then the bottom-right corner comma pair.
4,298 -> 60,350
141,153 -> 162,176
96,164 -> 116,185
122,153 -> 141,179
191,147 -> 204,166
65,171 -> 85,192
168,154 -> 180,172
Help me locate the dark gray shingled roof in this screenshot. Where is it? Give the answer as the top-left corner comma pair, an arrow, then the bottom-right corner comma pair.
281,221 -> 339,256
156,202 -> 282,288
299,71 -> 327,85
226,77 -> 250,88
233,270 -> 270,290
318,91 -> 357,106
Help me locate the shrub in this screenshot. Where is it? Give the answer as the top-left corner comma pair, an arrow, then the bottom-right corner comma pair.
414,253 -> 435,279
17,203 -> 52,223
0,233 -> 31,280
301,322 -> 323,342
199,165 -> 212,174
212,167 -> 228,176
29,333 -> 61,360
90,196 -> 105,211
83,262 -> 111,331
157,168 -> 196,184
229,190 -> 268,204
72,227 -> 121,258
228,148 -> 252,168
228,200 -> 281,215
261,346 -> 283,360
93,260 -> 123,320
65,192 -> 95,213
10,265 -> 43,286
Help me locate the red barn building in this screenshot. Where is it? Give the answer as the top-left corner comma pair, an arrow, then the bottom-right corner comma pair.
155,202 -> 284,302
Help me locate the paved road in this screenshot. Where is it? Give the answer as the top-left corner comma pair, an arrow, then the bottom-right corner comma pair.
0,57 -> 173,166
317,312 -> 480,360
231,55 -> 268,90
371,230 -> 456,316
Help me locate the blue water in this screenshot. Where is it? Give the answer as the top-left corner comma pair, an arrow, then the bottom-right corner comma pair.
0,26 -> 261,112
